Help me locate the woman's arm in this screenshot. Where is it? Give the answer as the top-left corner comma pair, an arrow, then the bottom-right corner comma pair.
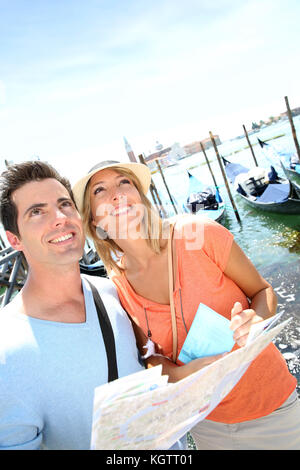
225,240 -> 277,346
131,320 -> 224,382
144,353 -> 226,383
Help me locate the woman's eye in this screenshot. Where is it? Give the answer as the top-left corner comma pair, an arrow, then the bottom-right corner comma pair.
120,179 -> 131,185
94,186 -> 105,195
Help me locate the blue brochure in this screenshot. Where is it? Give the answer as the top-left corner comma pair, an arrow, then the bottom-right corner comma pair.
178,303 -> 235,364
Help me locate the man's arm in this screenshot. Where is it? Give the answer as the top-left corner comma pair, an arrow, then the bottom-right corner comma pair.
0,383 -> 43,450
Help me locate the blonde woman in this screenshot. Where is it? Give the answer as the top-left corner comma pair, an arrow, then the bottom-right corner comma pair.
73,160 -> 300,450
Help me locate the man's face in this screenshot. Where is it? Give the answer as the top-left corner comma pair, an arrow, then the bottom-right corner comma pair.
8,178 -> 85,268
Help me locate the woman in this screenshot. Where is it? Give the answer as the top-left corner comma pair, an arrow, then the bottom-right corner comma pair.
73,160 -> 300,450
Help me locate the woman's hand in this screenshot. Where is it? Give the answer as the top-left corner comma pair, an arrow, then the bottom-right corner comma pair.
145,352 -> 227,383
229,301 -> 263,347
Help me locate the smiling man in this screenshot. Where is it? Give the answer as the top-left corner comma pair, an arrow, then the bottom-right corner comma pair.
0,161 -> 144,450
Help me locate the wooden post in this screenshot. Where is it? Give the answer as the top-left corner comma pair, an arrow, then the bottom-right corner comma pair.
243,125 -> 258,166
209,132 -> 241,224
285,96 -> 300,163
200,142 -> 218,188
156,159 -> 178,214
138,154 -> 167,217
138,154 -> 158,205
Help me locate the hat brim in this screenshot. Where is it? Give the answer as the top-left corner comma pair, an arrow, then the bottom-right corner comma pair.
72,161 -> 151,214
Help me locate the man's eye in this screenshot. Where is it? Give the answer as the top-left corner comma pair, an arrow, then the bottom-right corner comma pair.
30,208 -> 42,216
120,179 -> 131,185
61,200 -> 73,208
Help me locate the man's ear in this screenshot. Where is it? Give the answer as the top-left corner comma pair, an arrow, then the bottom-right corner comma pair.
6,231 -> 23,252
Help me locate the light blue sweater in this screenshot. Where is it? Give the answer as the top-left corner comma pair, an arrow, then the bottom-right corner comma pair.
0,275 -> 144,450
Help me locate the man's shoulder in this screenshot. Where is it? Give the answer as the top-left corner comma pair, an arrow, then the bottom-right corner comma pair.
0,296 -> 32,362
0,295 -> 22,325
82,274 -> 132,326
81,274 -> 118,298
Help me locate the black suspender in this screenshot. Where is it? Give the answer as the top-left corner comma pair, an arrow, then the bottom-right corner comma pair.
86,279 -> 119,382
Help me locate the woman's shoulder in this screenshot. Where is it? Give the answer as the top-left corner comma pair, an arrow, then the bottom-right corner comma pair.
170,214 -> 223,239
168,214 -> 233,254
168,213 -> 218,229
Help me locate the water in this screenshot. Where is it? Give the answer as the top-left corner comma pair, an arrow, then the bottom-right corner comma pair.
152,117 -> 300,392
152,117 -> 300,269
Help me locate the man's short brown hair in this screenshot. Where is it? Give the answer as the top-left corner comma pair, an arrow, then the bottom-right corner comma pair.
0,160 -> 76,237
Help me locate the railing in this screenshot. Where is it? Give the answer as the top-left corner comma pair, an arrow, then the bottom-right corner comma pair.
0,241 -> 106,308
0,247 -> 27,307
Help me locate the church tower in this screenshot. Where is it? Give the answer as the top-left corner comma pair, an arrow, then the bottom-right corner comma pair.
123,137 -> 137,162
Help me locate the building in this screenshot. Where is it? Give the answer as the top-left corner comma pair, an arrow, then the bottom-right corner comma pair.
125,134 -> 222,171
144,141 -> 172,169
183,135 -> 221,155
280,107 -> 300,118
123,137 -> 137,162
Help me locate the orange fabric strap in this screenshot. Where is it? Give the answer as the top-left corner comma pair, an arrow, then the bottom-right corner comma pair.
168,223 -> 177,363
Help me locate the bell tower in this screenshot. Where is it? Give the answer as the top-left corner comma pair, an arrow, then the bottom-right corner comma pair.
123,137 -> 137,162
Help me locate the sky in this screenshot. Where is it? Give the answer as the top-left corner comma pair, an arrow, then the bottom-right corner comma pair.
0,0 -> 300,183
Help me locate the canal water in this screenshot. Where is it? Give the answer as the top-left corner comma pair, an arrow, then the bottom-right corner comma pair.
152,117 -> 300,394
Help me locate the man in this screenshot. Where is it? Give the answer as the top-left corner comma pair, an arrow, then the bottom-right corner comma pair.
0,161 -> 144,450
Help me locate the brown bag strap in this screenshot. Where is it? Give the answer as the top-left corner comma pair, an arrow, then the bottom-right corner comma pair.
168,223 -> 178,363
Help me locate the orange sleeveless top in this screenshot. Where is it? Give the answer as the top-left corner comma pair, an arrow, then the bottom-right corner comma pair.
111,217 -> 296,423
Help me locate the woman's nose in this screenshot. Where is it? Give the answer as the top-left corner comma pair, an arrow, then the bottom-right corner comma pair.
111,187 -> 125,202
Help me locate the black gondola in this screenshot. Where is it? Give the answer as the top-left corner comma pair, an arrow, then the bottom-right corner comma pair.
184,171 -> 226,222
222,157 -> 300,214
258,138 -> 300,191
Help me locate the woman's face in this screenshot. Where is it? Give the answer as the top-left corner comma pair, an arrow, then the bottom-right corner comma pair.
89,169 -> 145,240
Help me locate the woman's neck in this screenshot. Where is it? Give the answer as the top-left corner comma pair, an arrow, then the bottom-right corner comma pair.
116,236 -> 166,272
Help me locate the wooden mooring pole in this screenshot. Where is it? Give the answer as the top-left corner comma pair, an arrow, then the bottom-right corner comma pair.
200,141 -> 219,188
156,160 -> 178,214
138,154 -> 167,217
243,125 -> 258,166
285,95 -> 300,163
209,131 -> 241,224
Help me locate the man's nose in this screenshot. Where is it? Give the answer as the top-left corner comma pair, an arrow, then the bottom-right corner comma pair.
52,207 -> 68,226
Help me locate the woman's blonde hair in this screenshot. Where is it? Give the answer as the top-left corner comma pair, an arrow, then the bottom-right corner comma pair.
82,166 -> 168,274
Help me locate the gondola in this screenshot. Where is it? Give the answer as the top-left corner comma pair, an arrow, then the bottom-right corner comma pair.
79,245 -> 107,278
184,171 -> 226,222
79,259 -> 107,278
258,138 -> 300,191
222,157 -> 300,214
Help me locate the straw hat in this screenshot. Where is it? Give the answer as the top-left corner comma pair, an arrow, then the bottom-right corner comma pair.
72,160 -> 151,214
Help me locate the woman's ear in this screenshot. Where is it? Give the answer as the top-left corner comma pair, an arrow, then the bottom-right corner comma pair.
6,231 -> 23,252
